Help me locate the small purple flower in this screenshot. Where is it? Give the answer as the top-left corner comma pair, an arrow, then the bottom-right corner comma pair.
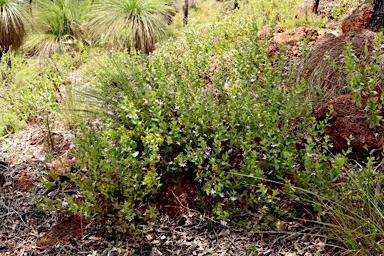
198,179 -> 202,183
46,162 -> 55,168
167,90 -> 174,95
277,197 -> 281,201
86,125 -> 91,130
108,140 -> 116,146
114,168 -> 118,172
69,142 -> 74,149
219,192 -> 225,198
262,154 -> 267,160
167,161 -> 174,165
82,167 -> 87,171
84,212 -> 88,218
179,161 -> 187,167
271,144 -> 277,148
62,201 -> 68,208
211,188 -> 216,195
176,141 -> 180,145
143,99 -> 148,105
220,220 -> 227,226
340,58 -> 345,63
121,147 -> 127,152
127,114 -> 136,118
105,159 -> 111,163
157,154 -> 161,160
155,99 -> 164,106
339,173 -> 345,178
231,197 -> 237,201
259,123 -> 263,127
96,119 -> 103,125
126,216 -> 132,222
249,173 -> 254,178
245,125 -> 250,129
120,208 -> 124,213
329,143 -> 334,148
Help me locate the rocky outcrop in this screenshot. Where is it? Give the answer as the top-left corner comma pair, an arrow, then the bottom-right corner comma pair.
313,89 -> 384,159
341,3 -> 373,34
273,27 -> 318,45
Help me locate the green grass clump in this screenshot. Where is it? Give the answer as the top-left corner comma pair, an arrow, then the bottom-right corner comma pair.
0,52 -> 59,135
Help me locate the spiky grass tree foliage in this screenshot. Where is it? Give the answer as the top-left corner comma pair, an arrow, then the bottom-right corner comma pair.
23,0 -> 89,56
0,0 -> 26,52
86,0 -> 176,54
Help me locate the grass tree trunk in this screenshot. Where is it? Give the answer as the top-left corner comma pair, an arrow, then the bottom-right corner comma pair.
183,0 -> 188,26
366,0 -> 384,32
312,0 -> 320,14
0,0 -> 26,64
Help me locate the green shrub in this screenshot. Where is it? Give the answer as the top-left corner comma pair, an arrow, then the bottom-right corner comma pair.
36,10 -> 323,231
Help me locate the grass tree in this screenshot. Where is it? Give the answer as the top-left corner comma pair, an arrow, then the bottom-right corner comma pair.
23,0 -> 89,57
0,0 -> 26,57
86,0 -> 176,54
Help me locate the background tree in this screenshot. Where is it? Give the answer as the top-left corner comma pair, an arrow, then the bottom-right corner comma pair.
312,0 -> 320,13
0,0 -> 26,58
183,0 -> 188,26
367,0 -> 384,31
86,0 -> 176,54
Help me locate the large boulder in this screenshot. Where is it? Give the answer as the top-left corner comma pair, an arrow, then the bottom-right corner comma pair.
273,27 -> 318,45
341,3 -> 373,34
313,89 -> 384,160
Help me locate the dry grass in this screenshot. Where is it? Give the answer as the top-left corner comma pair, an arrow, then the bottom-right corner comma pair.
298,29 -> 376,109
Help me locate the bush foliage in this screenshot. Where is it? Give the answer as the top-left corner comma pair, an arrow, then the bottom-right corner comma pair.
3,0 -> 384,253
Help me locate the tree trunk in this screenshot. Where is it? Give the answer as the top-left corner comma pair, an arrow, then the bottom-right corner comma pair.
234,0 -> 239,9
183,0 -> 188,26
366,0 -> 384,32
312,0 -> 320,14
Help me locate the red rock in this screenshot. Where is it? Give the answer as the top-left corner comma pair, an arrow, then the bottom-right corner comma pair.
14,172 -> 33,192
36,213 -> 89,248
267,41 -> 281,58
273,27 -> 318,45
157,173 -> 196,217
342,3 -> 373,34
313,89 -> 384,159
